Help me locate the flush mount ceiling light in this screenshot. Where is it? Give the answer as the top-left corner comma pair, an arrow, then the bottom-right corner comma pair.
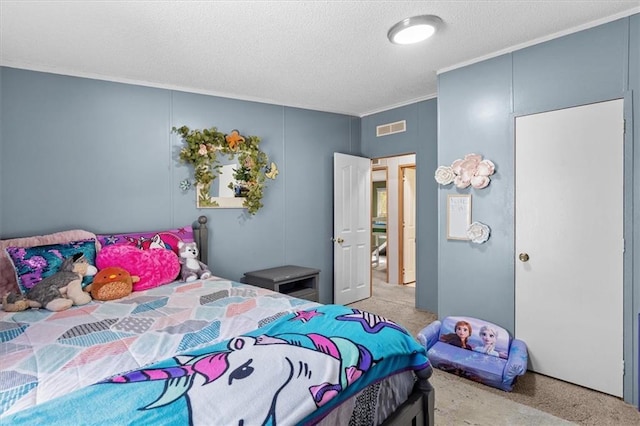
387,15 -> 442,45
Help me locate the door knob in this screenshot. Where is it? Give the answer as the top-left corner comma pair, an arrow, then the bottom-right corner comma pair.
332,237 -> 344,244
519,253 -> 530,262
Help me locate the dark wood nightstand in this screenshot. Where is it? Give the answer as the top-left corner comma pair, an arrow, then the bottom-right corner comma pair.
240,265 -> 320,302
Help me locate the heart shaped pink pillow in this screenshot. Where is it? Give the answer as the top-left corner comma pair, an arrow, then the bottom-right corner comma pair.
96,245 -> 180,291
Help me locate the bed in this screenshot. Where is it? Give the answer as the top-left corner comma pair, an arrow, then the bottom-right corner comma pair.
0,216 -> 434,425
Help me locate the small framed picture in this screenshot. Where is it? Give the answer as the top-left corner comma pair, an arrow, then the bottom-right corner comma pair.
447,194 -> 472,240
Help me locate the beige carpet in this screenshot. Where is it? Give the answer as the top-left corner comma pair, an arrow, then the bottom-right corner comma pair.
348,278 -> 640,425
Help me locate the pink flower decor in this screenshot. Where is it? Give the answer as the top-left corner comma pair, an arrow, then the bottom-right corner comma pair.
443,153 -> 496,189
453,174 -> 470,189
96,245 -> 181,291
198,144 -> 208,156
476,159 -> 495,177
470,175 -> 490,189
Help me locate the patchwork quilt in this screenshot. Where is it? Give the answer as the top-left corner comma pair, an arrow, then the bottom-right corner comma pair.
2,304 -> 429,425
0,277 -> 317,416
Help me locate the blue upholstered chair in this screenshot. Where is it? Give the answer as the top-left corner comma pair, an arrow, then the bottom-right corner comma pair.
417,316 -> 528,391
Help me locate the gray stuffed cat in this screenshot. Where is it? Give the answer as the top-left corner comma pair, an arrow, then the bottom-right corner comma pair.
25,253 -> 97,311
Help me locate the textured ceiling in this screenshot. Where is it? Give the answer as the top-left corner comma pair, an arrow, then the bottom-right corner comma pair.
1,1 -> 638,117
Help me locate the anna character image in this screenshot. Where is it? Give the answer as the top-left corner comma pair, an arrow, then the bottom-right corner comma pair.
440,320 -> 473,350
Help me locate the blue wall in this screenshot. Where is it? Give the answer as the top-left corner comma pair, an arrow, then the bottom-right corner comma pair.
630,13 -> 640,407
360,99 -> 439,312
438,15 -> 639,403
0,67 -> 3,236
0,68 -> 360,304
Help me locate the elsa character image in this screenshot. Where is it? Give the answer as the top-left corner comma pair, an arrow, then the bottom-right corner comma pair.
474,325 -> 499,357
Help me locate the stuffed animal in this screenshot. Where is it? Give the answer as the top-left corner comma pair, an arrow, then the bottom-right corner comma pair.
18,253 -> 96,312
87,267 -> 139,301
2,293 -> 29,312
178,241 -> 212,282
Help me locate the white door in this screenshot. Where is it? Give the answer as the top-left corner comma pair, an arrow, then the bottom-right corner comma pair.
401,166 -> 416,284
333,153 -> 371,305
515,99 -> 624,397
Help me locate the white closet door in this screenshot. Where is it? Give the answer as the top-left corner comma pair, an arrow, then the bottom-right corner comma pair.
515,99 -> 624,397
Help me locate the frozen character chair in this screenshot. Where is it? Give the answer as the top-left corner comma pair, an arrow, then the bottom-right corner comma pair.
417,316 -> 528,391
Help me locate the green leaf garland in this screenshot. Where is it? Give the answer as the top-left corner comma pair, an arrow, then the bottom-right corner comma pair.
173,125 -> 276,215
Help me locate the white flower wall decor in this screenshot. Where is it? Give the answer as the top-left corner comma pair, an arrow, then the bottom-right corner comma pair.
434,153 -> 496,189
434,166 -> 455,185
467,221 -> 491,244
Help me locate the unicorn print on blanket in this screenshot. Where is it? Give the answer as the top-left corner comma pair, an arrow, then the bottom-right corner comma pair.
104,331 -> 374,425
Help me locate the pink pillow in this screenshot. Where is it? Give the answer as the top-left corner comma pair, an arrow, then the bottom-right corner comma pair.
96,226 -> 194,256
1,229 -> 96,297
96,245 -> 180,292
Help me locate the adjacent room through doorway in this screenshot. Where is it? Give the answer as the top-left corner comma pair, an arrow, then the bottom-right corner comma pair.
371,154 -> 416,295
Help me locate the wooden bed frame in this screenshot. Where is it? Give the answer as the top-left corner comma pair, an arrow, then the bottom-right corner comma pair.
384,367 -> 435,426
193,215 -> 435,426
193,215 -> 209,264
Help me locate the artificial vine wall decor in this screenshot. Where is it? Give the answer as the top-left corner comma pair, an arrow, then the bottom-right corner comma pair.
173,125 -> 278,215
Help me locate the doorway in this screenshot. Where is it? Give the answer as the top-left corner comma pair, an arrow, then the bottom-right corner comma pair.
370,154 -> 416,289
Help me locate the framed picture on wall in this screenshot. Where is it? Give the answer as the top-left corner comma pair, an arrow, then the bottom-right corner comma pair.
447,194 -> 472,240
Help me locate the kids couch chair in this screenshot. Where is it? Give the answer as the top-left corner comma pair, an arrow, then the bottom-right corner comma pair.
417,316 -> 528,391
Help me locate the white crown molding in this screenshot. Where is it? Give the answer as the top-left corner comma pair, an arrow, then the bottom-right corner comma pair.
438,7 -> 640,76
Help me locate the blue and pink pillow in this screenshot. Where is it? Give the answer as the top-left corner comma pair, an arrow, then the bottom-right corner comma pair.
5,239 -> 97,294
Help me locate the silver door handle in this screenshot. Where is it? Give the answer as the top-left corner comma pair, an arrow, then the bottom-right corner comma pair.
332,237 -> 344,244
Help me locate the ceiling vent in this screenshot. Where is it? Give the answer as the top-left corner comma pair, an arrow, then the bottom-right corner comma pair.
376,120 -> 406,137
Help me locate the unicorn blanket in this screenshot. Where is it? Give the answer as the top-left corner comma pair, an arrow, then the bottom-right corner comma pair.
3,304 -> 430,425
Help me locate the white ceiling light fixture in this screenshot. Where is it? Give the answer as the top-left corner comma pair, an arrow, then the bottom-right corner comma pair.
387,15 -> 442,45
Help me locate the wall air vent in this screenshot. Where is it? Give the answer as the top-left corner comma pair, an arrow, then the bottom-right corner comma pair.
376,120 -> 406,137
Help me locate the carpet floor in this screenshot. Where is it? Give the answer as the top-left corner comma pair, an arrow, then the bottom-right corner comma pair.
348,278 -> 640,425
